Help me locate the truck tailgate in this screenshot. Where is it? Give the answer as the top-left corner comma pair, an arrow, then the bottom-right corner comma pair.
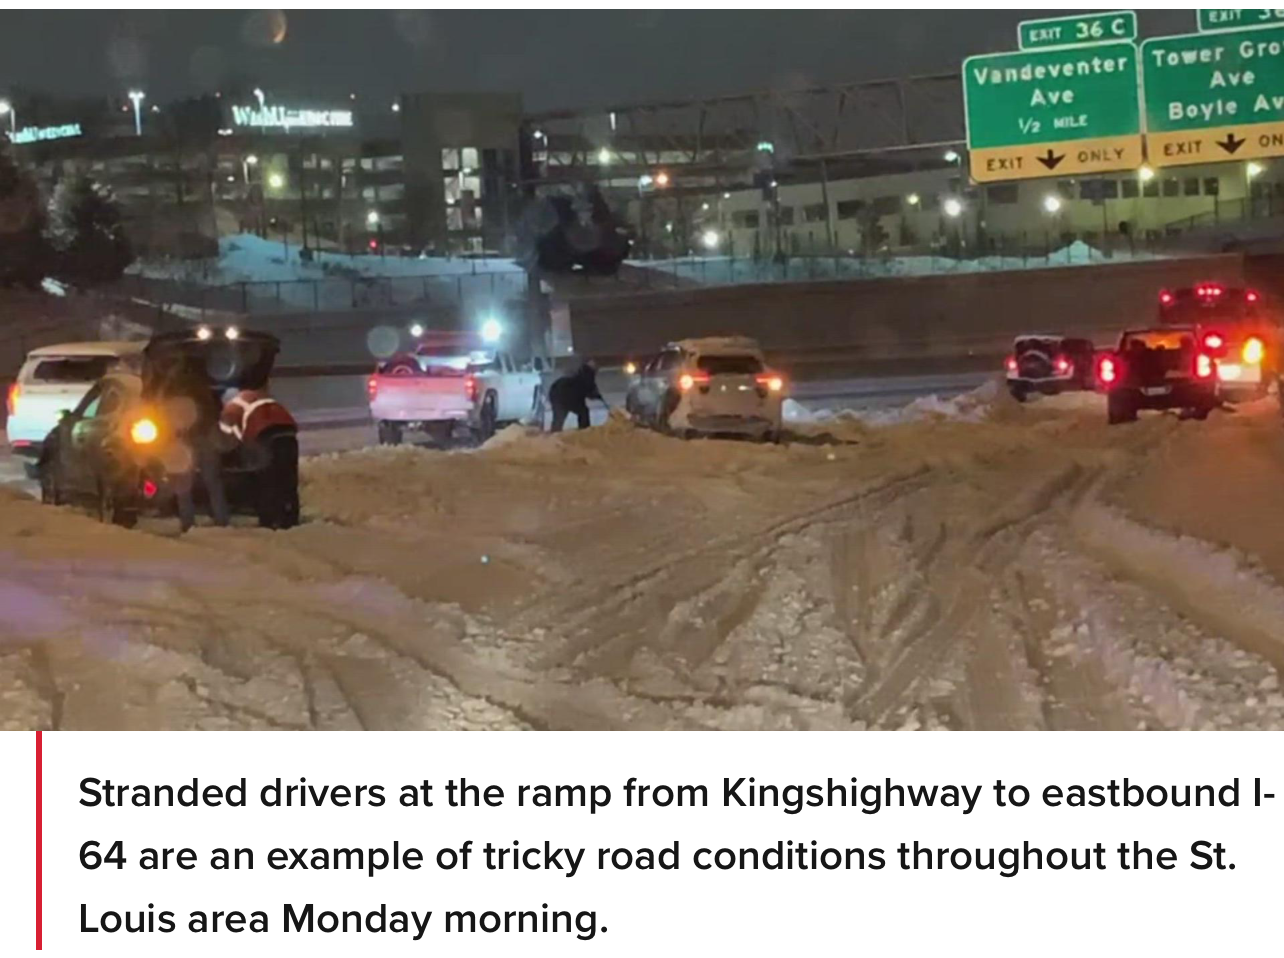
368,372 -> 474,422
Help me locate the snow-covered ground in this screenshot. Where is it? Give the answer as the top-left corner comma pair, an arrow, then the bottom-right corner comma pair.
3,385 -> 1284,731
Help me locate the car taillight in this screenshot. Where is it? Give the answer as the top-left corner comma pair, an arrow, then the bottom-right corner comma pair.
1243,337 -> 1265,365
1195,353 -> 1214,379
1097,355 -> 1120,386
1202,331 -> 1225,351
1005,355 -> 1018,374
1054,354 -> 1072,375
1196,283 -> 1224,298
756,374 -> 784,392
5,382 -> 18,417
1159,290 -> 1174,305
141,479 -> 158,500
1246,289 -> 1260,303
678,373 -> 709,391
465,374 -> 479,403
366,376 -> 378,399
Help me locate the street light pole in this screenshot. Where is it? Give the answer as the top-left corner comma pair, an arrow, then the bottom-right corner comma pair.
127,90 -> 146,136
0,100 -> 15,137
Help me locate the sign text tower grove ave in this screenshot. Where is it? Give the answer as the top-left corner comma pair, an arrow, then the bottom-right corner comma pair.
1142,25 -> 1284,167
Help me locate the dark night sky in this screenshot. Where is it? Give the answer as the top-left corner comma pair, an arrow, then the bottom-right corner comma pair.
0,9 -> 1199,111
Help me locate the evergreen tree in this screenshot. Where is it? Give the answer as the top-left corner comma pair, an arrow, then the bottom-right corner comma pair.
47,173 -> 133,287
0,143 -> 51,289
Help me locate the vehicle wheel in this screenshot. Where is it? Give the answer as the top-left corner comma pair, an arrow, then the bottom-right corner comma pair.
1008,384 -> 1029,403
96,480 -> 137,528
377,421 -> 403,446
39,461 -> 63,506
1107,392 -> 1137,425
479,392 -> 499,441
656,389 -> 680,433
1190,404 -> 1213,421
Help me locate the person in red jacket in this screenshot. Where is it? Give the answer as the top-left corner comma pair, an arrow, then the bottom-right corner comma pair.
218,388 -> 297,444
219,387 -> 299,528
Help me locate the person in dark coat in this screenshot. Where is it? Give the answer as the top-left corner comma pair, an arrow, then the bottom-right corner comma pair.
547,360 -> 605,432
160,354 -> 230,532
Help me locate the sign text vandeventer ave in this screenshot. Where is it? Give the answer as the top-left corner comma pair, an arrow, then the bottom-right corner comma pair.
963,42 -> 1142,182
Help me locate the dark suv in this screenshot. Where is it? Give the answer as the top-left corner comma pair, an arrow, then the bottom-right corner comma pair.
1004,335 -> 1097,401
1097,326 -> 1218,424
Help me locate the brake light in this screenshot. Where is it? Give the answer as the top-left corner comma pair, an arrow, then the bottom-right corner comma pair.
129,418 -> 159,445
1243,337 -> 1265,365
366,376 -> 378,399
465,374 -> 479,403
1054,355 -> 1072,375
1202,332 -> 1225,351
1005,355 -> 1018,374
756,374 -> 784,392
1159,290 -> 1174,305
678,373 -> 709,391
1195,353 -> 1214,379
141,479 -> 158,500
1196,283 -> 1224,298
1246,289 -> 1260,303
1097,355 -> 1119,386
5,382 -> 18,417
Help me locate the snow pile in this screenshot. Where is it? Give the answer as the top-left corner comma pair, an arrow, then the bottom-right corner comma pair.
1075,502 -> 1284,669
787,379 -> 1005,428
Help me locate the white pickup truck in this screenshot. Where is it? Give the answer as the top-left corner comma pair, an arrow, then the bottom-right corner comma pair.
367,340 -> 553,445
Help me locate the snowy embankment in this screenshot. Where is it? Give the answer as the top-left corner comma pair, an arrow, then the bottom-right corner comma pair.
131,233 -> 523,285
633,240 -> 1167,285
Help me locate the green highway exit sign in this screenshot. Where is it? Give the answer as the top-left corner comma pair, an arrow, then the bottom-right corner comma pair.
1198,10 -> 1284,33
1019,11 -> 1137,50
963,42 -> 1143,182
1142,24 -> 1284,166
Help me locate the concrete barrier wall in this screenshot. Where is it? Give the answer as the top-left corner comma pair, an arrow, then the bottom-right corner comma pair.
566,254 -> 1247,370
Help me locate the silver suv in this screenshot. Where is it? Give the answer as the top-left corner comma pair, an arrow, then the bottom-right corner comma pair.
625,336 -> 786,442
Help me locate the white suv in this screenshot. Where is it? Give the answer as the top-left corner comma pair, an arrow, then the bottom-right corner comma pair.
624,336 -> 786,441
6,341 -> 145,464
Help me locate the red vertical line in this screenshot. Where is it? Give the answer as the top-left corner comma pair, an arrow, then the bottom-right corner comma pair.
36,730 -> 43,951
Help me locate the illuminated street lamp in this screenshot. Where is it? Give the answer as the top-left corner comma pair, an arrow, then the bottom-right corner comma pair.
242,154 -> 258,184
1138,165 -> 1156,183
906,193 -> 921,207
1042,194 -> 1063,214
268,172 -> 285,191
366,209 -> 380,227
597,147 -> 611,165
701,229 -> 720,250
1247,161 -> 1264,179
654,170 -> 670,188
0,99 -> 14,136
943,149 -> 961,163
942,197 -> 964,218
127,90 -> 146,136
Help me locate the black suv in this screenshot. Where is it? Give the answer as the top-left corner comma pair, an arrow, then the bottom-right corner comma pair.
1097,326 -> 1218,424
